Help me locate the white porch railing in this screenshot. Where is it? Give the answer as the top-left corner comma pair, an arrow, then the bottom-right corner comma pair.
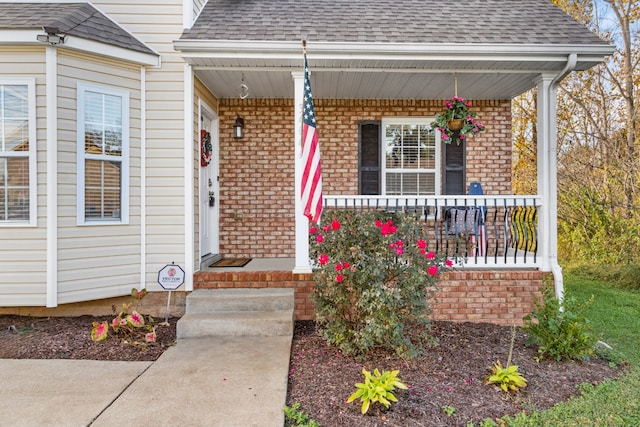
322,195 -> 542,268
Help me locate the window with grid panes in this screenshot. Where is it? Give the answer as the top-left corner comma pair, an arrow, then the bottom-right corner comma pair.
0,82 -> 35,224
382,119 -> 439,195
77,83 -> 129,223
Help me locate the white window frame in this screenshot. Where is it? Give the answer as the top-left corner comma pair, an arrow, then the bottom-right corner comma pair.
381,117 -> 441,196
0,79 -> 37,227
76,82 -> 129,225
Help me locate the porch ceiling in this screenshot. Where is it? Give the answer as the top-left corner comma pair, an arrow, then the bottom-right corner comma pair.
178,42 -> 613,100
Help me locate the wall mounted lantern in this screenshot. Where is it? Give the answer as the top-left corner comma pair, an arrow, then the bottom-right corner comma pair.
233,116 -> 244,139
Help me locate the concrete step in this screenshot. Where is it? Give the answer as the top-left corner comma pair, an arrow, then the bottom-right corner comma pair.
177,311 -> 294,338
185,288 -> 294,313
177,288 -> 295,338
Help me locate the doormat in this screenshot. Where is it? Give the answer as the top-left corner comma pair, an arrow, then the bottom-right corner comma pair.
210,258 -> 252,268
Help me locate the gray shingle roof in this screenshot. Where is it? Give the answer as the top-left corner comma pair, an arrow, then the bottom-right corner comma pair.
182,0 -> 607,46
0,2 -> 155,55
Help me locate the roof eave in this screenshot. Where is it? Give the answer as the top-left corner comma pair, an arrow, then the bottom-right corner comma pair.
174,39 -> 615,66
0,30 -> 159,66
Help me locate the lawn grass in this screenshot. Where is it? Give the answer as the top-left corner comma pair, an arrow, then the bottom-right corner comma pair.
501,271 -> 640,426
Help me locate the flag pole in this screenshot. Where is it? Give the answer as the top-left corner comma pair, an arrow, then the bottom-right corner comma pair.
299,39 -> 307,158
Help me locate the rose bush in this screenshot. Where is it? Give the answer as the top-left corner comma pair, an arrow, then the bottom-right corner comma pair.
309,210 -> 455,359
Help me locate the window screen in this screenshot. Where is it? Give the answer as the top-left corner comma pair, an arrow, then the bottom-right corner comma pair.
383,122 -> 437,195
0,84 -> 31,222
78,84 -> 128,223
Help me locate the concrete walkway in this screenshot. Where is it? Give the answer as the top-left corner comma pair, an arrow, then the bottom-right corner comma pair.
0,336 -> 292,427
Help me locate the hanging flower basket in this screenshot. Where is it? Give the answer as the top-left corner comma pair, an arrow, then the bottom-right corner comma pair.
430,97 -> 485,144
200,130 -> 212,167
446,118 -> 466,131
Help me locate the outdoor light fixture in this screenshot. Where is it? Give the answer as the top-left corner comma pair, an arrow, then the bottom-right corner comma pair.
233,116 -> 244,139
36,26 -> 66,45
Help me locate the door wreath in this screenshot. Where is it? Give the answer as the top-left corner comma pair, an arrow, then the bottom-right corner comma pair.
200,129 -> 212,167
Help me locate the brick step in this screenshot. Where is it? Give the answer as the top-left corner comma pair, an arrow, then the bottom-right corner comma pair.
185,288 -> 294,313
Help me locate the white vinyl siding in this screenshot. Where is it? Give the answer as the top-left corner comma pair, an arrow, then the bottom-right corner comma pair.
93,0 -> 188,289
77,82 -> 129,223
0,47 -> 46,306
0,80 -> 37,225
57,50 -> 142,303
382,118 -> 440,196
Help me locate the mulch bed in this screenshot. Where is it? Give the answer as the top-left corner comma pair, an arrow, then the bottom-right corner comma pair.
286,320 -> 622,426
0,315 -> 623,425
0,315 -> 178,361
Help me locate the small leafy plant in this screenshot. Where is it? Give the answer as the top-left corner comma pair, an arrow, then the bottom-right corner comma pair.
523,284 -> 596,361
283,403 -> 320,427
442,405 -> 457,417
487,360 -> 527,393
486,324 -> 527,393
347,368 -> 408,414
90,288 -> 157,344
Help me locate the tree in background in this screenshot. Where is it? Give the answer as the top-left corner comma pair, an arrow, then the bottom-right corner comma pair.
513,0 -> 639,265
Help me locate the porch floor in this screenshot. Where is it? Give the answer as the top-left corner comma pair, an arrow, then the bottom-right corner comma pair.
200,257 -> 295,272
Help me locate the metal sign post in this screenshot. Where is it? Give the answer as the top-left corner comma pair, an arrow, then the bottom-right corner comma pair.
157,263 -> 185,324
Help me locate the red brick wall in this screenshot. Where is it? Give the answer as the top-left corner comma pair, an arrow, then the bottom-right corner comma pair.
219,99 -> 512,258
193,269 -> 544,325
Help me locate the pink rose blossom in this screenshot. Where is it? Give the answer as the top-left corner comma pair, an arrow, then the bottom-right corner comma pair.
331,220 -> 341,230
417,239 -> 427,249
425,251 -> 436,260
428,265 -> 438,276
309,226 -> 317,234
316,234 -> 324,243
336,274 -> 344,283
446,259 -> 454,267
318,254 -> 329,265
335,263 -> 343,271
323,225 -> 330,233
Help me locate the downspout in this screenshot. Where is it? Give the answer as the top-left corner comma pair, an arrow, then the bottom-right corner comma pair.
547,53 -> 577,303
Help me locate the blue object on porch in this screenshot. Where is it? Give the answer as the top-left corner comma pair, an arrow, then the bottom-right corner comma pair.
469,181 -> 483,196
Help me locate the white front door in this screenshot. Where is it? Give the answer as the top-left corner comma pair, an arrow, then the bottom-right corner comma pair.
199,107 -> 219,260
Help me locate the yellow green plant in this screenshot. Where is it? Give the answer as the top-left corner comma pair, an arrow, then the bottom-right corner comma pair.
487,360 -> 527,392
347,368 -> 407,414
486,324 -> 527,392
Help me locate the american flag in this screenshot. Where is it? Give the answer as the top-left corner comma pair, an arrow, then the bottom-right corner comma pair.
301,53 -> 323,223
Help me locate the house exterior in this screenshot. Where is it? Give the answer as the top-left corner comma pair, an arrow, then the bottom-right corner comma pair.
0,0 -> 613,323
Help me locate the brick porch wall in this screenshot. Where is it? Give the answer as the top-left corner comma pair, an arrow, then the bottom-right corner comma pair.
194,269 -> 545,325
218,98 -> 512,259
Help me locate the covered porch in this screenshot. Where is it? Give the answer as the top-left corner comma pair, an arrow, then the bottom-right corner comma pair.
175,2 -> 613,323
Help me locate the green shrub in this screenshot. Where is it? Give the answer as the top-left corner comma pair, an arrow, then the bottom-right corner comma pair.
309,210 -> 455,359
523,285 -> 596,361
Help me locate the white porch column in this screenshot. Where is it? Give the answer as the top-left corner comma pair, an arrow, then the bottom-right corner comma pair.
537,74 -> 564,299
45,45 -> 58,307
536,76 -> 554,273
292,71 -> 312,273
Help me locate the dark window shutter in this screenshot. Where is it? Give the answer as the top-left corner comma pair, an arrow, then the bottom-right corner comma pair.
359,121 -> 381,195
444,140 -> 465,195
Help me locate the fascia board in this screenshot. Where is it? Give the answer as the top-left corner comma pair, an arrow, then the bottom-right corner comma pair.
174,39 -> 615,61
0,30 -> 159,66
63,37 -> 160,66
